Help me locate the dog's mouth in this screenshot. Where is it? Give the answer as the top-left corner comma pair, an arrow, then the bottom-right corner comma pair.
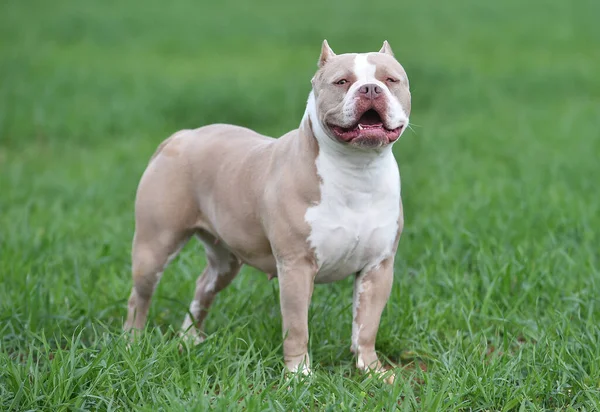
328,109 -> 403,144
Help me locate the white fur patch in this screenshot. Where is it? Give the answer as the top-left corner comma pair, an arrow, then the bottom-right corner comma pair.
181,299 -> 201,331
351,279 -> 366,353
304,94 -> 401,283
190,299 -> 201,317
353,54 -> 377,82
204,273 -> 217,294
288,354 -> 311,375
357,353 -> 366,370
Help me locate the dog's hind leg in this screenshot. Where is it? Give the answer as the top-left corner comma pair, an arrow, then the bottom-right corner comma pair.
123,147 -> 197,335
124,229 -> 191,334
180,232 -> 242,344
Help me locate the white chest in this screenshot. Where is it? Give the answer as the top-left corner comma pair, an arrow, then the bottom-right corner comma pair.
305,151 -> 401,283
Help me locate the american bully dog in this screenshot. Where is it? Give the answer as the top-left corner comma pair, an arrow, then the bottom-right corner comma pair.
124,40 -> 411,382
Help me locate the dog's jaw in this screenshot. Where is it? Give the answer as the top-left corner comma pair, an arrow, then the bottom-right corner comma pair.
303,90 -> 396,161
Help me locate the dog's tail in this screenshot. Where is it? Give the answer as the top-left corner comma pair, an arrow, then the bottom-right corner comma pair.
149,136 -> 175,163
149,129 -> 192,163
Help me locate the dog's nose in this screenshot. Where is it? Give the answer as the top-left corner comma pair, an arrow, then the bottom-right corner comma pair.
358,83 -> 383,99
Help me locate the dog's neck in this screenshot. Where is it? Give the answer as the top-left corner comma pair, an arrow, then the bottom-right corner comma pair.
300,91 -> 395,172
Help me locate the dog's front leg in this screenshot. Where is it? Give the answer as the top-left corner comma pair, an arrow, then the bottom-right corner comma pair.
351,257 -> 395,383
278,260 -> 316,375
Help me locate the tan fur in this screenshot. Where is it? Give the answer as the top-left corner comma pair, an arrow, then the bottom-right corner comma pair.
124,40 -> 411,382
124,122 -> 320,325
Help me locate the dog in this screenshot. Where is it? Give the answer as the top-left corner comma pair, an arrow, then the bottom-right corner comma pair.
124,40 -> 411,382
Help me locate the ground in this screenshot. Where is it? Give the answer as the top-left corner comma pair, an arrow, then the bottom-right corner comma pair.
1,0 -> 600,410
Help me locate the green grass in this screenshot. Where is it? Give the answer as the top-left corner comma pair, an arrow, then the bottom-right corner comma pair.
1,0 -> 600,409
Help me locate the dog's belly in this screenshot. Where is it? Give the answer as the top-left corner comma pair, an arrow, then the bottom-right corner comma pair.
197,211 -> 278,275
227,242 -> 278,275
198,227 -> 277,274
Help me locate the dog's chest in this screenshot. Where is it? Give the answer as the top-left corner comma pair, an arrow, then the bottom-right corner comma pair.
305,154 -> 401,283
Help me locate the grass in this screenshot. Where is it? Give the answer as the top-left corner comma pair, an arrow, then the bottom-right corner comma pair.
1,0 -> 600,409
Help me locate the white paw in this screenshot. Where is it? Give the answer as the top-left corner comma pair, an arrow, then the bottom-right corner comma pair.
178,330 -> 205,351
357,354 -> 395,384
286,354 -> 311,376
289,363 -> 311,376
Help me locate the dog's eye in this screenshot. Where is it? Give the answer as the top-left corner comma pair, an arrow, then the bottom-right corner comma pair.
386,78 -> 399,83
335,79 -> 348,85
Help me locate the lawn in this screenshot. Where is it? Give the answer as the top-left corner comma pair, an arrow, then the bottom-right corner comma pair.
1,0 -> 600,410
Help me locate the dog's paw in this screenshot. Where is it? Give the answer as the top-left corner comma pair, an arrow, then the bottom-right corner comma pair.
285,353 -> 311,377
288,363 -> 311,376
360,365 -> 396,384
178,330 -> 205,352
356,354 -> 396,384
378,369 -> 396,385
122,327 -> 142,351
284,360 -> 312,391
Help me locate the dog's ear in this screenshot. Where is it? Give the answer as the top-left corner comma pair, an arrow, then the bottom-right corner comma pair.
378,40 -> 394,57
318,40 -> 336,68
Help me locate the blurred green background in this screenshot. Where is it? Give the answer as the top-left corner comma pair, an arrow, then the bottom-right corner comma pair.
1,0 -> 599,409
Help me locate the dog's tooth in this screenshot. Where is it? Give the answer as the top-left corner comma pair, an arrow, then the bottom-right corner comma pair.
358,124 -> 363,130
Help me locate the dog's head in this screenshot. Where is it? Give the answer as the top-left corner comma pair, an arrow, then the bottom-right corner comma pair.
307,40 -> 411,149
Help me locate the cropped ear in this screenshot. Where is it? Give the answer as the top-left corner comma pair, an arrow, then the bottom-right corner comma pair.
318,40 -> 336,68
378,40 -> 394,57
